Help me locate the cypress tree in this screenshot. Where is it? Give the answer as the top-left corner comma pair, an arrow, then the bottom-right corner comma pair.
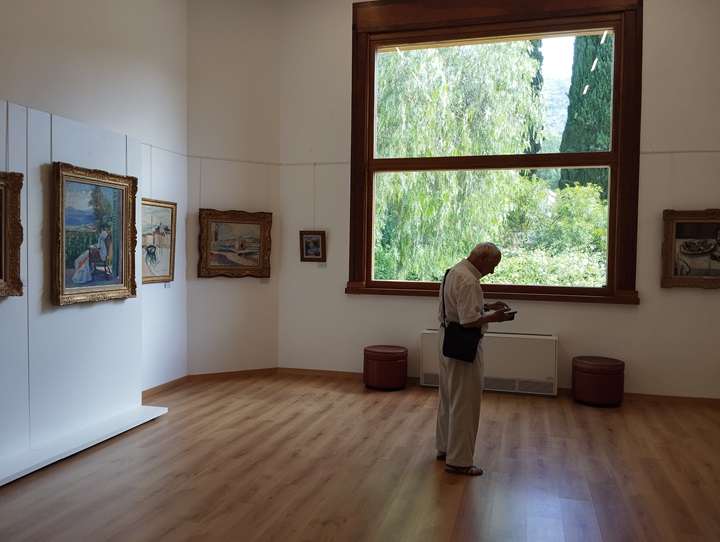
559,34 -> 614,199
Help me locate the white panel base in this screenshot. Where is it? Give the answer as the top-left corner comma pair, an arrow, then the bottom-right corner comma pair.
0,405 -> 167,487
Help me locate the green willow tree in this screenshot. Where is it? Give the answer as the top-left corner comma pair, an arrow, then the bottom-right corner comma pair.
374,37 -> 609,287
525,39 -> 544,158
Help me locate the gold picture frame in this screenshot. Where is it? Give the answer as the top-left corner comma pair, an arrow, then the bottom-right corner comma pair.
299,230 -> 326,262
661,208 -> 720,289
53,162 -> 138,305
142,198 -> 177,284
0,172 -> 24,297
198,208 -> 272,278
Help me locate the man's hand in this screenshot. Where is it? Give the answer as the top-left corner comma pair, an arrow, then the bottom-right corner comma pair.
486,301 -> 510,311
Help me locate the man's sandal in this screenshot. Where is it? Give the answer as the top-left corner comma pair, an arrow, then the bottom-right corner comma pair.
436,452 -> 446,461
445,464 -> 483,476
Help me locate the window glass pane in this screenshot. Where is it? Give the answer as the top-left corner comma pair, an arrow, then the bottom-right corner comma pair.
373,168 -> 609,286
375,32 -> 614,158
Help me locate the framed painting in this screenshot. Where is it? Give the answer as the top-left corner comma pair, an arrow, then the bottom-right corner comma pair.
141,198 -> 177,284
53,162 -> 138,305
661,208 -> 720,289
299,230 -> 326,262
0,172 -> 24,297
198,208 -> 272,278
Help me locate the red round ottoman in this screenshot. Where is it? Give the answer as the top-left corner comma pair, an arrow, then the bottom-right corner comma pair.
363,345 -> 408,391
572,356 -> 625,407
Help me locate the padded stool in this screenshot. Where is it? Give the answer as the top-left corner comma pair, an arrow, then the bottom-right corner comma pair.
572,356 -> 625,407
363,345 -> 408,391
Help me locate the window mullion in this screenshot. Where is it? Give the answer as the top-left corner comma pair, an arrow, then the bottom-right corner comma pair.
369,152 -> 616,173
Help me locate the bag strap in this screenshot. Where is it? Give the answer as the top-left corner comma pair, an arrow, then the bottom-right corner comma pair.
441,269 -> 450,328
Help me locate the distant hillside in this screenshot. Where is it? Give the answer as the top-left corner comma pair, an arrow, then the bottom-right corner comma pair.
541,76 -> 570,153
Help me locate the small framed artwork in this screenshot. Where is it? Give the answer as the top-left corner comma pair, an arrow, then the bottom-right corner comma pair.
198,208 -> 272,278
299,230 -> 326,262
141,198 -> 177,284
53,162 -> 138,305
0,171 -> 24,297
661,208 -> 720,289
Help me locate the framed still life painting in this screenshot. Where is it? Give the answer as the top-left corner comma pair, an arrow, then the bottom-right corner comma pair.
661,208 -> 720,289
0,171 -> 24,297
198,208 -> 272,278
53,162 -> 138,305
299,230 -> 326,262
141,198 -> 177,284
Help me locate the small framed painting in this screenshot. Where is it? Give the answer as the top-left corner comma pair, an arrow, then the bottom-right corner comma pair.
141,198 -> 177,284
299,230 -> 326,262
53,162 -> 138,305
198,208 -> 272,278
661,208 -> 720,289
0,171 -> 24,297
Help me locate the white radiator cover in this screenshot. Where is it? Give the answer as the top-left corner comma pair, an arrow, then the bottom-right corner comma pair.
421,329 -> 558,396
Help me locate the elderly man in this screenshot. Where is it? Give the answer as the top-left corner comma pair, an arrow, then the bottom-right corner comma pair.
436,242 -> 514,476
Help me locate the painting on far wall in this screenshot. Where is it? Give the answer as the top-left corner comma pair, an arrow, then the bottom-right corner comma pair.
661,208 -> 720,289
299,230 -> 326,262
0,171 -> 24,297
53,162 -> 138,305
198,208 -> 272,278
141,198 -> 177,284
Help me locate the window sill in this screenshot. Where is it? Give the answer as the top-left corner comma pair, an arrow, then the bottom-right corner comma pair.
345,282 -> 639,305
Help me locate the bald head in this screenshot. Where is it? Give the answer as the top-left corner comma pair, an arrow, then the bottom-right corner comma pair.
469,242 -> 500,260
468,242 -> 502,276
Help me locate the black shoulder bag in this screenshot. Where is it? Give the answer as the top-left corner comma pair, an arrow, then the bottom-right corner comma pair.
441,269 -> 482,363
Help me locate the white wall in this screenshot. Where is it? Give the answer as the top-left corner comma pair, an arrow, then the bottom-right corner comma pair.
141,144 -> 189,389
0,0 -> 188,154
0,103 -> 168,485
0,0 -> 189,391
0,0 -> 187,482
30,113 -> 145,441
186,0 -> 281,375
189,0 -> 720,398
186,157 -> 281,374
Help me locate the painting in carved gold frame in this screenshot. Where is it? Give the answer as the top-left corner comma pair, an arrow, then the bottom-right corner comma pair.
141,198 -> 177,284
198,208 -> 272,278
53,162 -> 138,305
0,172 -> 24,297
661,208 -> 720,289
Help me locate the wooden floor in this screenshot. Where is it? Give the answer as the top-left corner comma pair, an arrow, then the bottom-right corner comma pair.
1,373 -> 719,542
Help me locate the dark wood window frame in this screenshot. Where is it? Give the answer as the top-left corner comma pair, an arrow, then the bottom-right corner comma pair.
347,0 -> 642,304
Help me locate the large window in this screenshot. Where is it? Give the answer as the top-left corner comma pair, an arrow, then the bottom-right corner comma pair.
348,0 -> 642,304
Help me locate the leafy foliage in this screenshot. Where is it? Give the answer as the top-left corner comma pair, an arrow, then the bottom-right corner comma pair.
90,186 -> 113,229
559,34 -> 614,199
65,229 -> 98,269
376,41 -> 543,158
373,36 -> 610,287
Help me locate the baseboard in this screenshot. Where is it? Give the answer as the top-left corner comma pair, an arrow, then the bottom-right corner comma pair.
620,391 -> 720,406
186,368 -> 277,381
556,386 -> 719,405
278,367 -> 363,380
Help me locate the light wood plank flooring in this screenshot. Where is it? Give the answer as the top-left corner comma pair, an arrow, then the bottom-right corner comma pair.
1,373 -> 719,542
